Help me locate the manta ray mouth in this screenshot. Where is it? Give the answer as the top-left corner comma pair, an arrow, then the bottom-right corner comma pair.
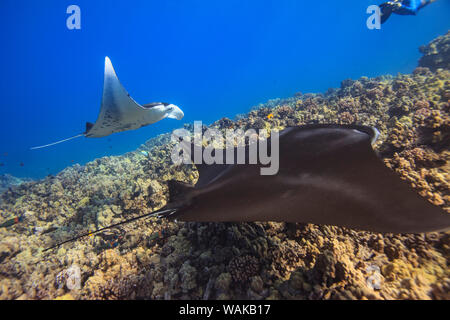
166,104 -> 184,120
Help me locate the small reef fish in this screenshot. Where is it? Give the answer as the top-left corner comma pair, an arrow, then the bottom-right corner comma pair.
41,226 -> 58,235
0,216 -> 23,228
148,229 -> 168,243
140,150 -> 149,157
106,235 -> 123,248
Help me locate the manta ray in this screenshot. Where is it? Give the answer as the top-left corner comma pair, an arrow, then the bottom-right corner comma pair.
31,57 -> 184,150
45,124 -> 450,251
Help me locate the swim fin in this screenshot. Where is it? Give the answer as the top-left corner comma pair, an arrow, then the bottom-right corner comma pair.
379,3 -> 395,24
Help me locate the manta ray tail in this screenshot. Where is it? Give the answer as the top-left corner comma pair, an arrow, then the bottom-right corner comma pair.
30,134 -> 85,150
43,207 -> 178,252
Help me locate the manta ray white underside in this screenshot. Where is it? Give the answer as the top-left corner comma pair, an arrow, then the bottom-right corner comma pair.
31,57 -> 184,149
86,57 -> 184,137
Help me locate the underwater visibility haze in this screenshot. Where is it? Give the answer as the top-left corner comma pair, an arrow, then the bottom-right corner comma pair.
0,0 -> 449,301
0,0 -> 449,178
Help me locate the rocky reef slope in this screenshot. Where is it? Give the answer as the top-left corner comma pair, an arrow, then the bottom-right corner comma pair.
0,174 -> 32,196
0,32 -> 449,300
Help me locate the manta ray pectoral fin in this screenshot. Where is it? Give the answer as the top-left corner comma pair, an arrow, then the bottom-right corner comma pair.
85,57 -> 146,137
167,180 -> 194,204
85,122 -> 94,134
177,140 -> 234,188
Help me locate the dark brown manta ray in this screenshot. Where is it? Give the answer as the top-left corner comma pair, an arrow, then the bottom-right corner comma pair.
44,124 -> 450,251
159,124 -> 449,233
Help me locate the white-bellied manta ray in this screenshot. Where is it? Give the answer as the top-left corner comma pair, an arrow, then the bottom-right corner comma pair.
31,57 -> 184,150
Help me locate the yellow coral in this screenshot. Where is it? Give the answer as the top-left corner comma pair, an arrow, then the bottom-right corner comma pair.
54,293 -> 75,300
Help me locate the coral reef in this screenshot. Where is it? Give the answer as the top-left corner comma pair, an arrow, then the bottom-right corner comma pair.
0,174 -> 32,195
419,31 -> 450,71
228,255 -> 260,284
0,33 -> 449,300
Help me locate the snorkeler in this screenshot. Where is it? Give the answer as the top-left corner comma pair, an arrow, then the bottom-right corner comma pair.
379,0 -> 436,24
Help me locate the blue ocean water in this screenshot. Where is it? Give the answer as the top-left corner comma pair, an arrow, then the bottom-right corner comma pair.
0,0 -> 448,179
